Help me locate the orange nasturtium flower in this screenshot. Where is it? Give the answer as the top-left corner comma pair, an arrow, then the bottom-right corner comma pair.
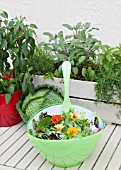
54,124 -> 64,132
71,113 -> 78,120
67,127 -> 78,136
51,115 -> 62,124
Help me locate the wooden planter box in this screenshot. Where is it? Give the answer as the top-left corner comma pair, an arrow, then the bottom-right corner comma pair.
33,76 -> 121,125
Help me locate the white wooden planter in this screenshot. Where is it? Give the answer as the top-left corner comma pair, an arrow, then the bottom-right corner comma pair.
33,76 -> 121,125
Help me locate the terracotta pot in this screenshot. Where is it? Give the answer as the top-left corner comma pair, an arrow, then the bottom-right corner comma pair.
0,90 -> 22,127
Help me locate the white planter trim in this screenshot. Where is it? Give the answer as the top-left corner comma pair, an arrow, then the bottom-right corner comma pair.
33,75 -> 121,125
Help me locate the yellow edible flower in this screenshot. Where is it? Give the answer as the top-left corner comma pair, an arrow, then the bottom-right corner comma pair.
67,127 -> 78,136
54,124 -> 64,132
71,113 -> 78,120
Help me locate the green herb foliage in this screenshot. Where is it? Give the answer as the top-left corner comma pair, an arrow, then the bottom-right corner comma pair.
42,22 -> 100,80
95,44 -> 121,118
29,44 -> 55,76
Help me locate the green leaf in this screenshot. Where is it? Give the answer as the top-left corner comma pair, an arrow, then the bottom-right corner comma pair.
28,29 -> 33,38
38,117 -> 51,128
8,84 -> 15,93
78,56 -> 86,64
2,39 -> 7,48
43,32 -> 53,37
0,11 -> 8,18
84,22 -> 91,30
56,54 -> 66,61
3,19 -> 8,25
65,35 -> 73,39
67,133 -> 73,139
14,25 -> 19,33
89,70 -> 95,79
58,31 -> 64,39
106,54 -> 112,61
0,60 -> 4,73
81,30 -> 86,41
104,63 -> 110,70
24,72 -> 30,80
28,67 -> 33,72
28,82 -> 35,94
62,24 -> 73,30
71,39 -> 80,46
87,66 -> 92,72
14,57 -> 19,67
19,56 -> 24,69
82,68 -> 87,77
0,50 -> 9,59
70,60 -> 75,66
22,42 -> 27,56
5,94 -> 11,104
76,22 -> 82,29
72,67 -> 78,75
18,73 -> 24,80
19,23 -> 25,31
30,24 -> 38,29
22,81 -> 27,92
8,21 -> 15,28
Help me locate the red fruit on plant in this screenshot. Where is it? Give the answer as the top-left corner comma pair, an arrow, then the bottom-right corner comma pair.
18,26 -> 22,32
0,19 -> 2,22
10,72 -> 14,78
2,74 -> 9,80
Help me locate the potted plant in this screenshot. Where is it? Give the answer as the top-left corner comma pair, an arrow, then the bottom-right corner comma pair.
30,22 -> 121,124
0,10 -> 37,127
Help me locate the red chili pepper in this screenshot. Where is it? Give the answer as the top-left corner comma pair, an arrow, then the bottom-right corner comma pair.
18,26 -> 22,32
2,74 -> 9,80
10,72 -> 14,78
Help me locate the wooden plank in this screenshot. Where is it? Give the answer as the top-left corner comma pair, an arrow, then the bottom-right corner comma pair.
106,140 -> 121,170
26,154 -> 45,170
71,98 -> 121,125
65,165 -> 80,170
0,127 -> 11,136
0,122 -> 24,146
0,165 -> 17,170
39,160 -> 53,170
16,147 -> 39,169
0,133 -> 29,164
0,124 -> 26,155
52,167 -> 65,170
93,125 -> 121,170
6,140 -> 33,167
79,124 -> 116,170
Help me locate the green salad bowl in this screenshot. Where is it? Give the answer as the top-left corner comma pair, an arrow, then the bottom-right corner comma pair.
26,104 -> 104,168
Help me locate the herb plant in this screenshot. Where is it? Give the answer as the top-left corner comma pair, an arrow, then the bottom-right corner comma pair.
29,44 -> 55,76
42,22 -> 100,80
0,10 -> 37,103
29,109 -> 101,140
95,44 -> 121,118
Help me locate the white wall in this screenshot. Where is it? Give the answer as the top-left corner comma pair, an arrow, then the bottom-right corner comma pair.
0,0 -> 121,46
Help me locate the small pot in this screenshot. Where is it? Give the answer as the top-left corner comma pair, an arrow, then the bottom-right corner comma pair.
0,89 -> 22,127
27,104 -> 104,168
